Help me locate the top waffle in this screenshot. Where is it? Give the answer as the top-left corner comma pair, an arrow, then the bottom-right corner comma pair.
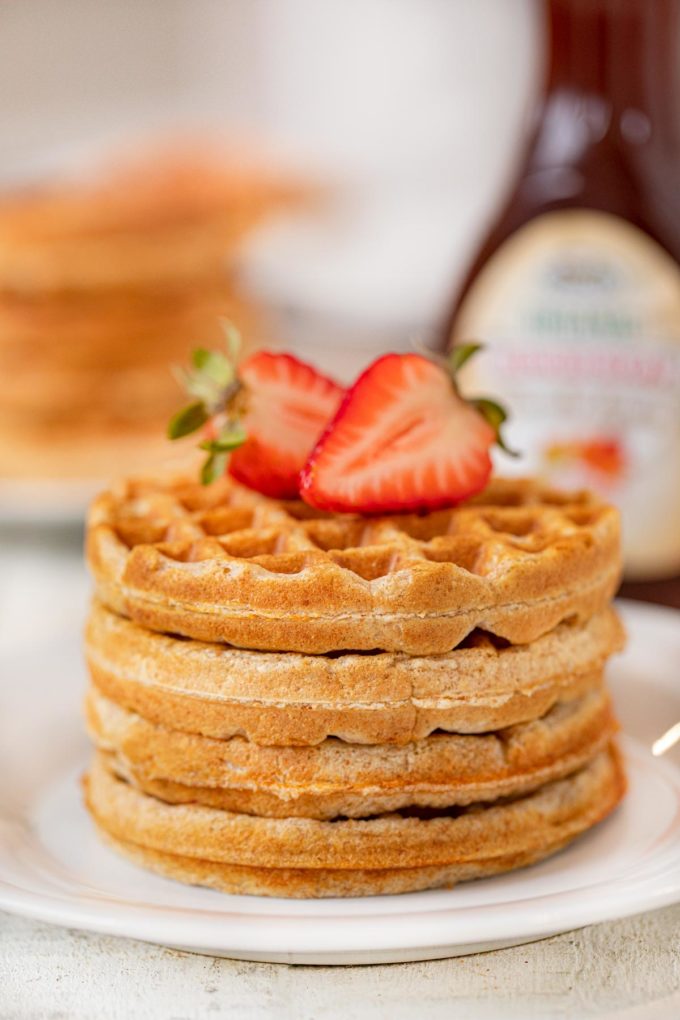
87,474 -> 621,655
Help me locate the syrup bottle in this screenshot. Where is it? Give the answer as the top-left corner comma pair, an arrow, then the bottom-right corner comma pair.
446,0 -> 680,580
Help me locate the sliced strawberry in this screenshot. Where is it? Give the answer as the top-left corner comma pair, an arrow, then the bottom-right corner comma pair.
300,353 -> 495,513
228,351 -> 344,499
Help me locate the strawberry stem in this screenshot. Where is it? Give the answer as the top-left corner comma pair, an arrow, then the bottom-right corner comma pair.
471,397 -> 519,458
447,341 -> 519,458
168,321 -> 248,483
448,341 -> 482,377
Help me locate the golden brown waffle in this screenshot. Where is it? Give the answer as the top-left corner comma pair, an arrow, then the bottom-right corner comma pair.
93,831 -> 589,898
86,600 -> 624,745
84,744 -> 625,897
87,685 -> 617,818
87,475 -> 622,655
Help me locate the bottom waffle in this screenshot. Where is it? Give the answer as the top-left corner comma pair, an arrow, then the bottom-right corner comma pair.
84,744 -> 625,898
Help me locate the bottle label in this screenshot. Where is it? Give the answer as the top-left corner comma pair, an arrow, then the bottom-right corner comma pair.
452,210 -> 680,578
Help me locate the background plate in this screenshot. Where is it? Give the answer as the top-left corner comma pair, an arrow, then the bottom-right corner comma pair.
0,479 -> 97,526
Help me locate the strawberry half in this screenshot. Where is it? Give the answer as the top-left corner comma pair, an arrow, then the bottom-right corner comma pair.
228,351 -> 344,498
300,352 -> 501,514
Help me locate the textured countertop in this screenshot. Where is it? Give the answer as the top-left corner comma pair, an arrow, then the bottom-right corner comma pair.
2,906 -> 680,1020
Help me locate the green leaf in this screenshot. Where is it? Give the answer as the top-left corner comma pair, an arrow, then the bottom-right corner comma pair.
449,342 -> 483,377
191,348 -> 234,388
200,450 -> 228,486
167,401 -> 209,440
472,398 -> 520,458
473,397 -> 507,430
199,424 -> 247,454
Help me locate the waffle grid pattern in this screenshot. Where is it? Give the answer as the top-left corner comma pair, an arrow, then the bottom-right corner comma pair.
110,476 -> 607,581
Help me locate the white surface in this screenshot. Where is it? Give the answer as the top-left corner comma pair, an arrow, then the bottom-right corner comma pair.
1,600 -> 679,967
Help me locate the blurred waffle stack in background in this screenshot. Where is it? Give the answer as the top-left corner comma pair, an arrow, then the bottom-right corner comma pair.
0,140 -> 301,484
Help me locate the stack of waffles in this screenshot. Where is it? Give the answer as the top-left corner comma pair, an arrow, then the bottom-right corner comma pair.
0,146 -> 298,480
83,474 -> 626,898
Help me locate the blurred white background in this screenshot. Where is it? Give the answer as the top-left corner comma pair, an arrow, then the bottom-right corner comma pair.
0,0 -> 541,367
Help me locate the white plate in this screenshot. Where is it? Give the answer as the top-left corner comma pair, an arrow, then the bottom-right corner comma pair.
0,479 -> 96,526
1,600 -> 679,965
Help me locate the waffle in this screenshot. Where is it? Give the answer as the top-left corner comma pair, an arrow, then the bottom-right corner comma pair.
0,147 -> 301,292
86,685 -> 617,818
87,475 -> 622,655
0,282 -> 233,373
86,600 -> 624,745
84,744 -> 625,897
